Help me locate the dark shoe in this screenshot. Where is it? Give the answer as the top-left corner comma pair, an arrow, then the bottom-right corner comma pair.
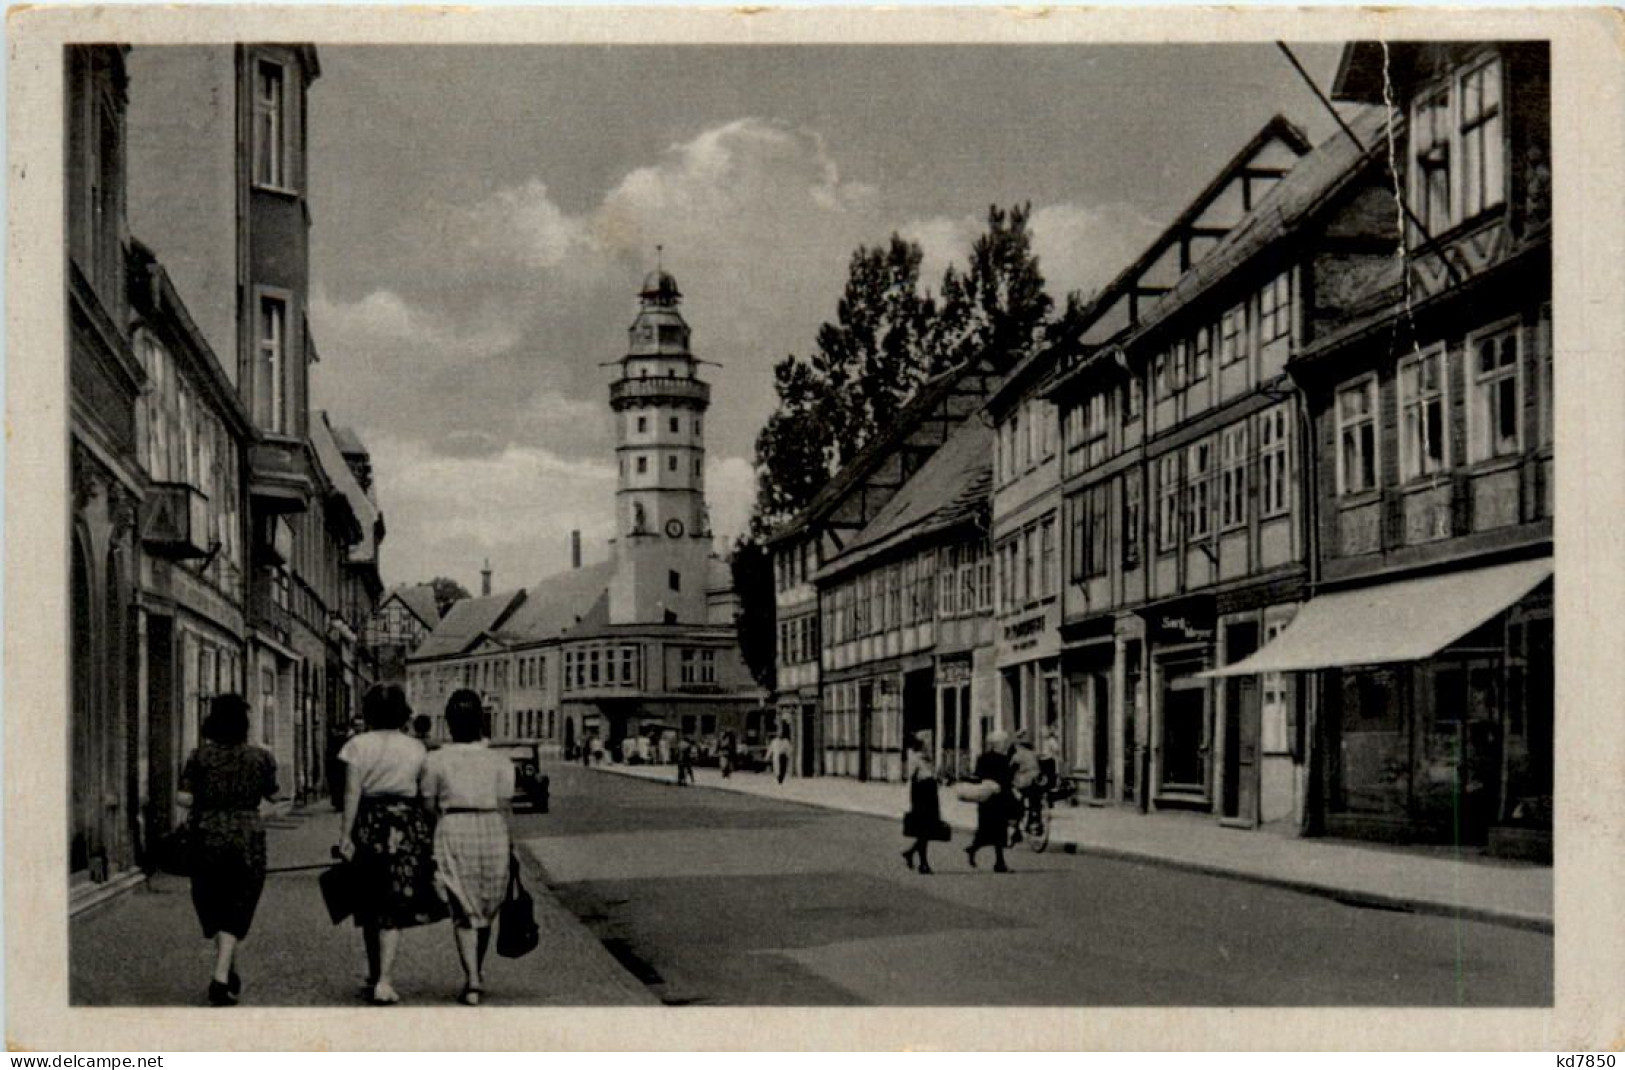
207,980 -> 237,1007
901,850 -> 914,871
994,863 -> 1012,873
227,970 -> 241,996
459,985 -> 482,1007
918,863 -> 934,875
964,847 -> 977,868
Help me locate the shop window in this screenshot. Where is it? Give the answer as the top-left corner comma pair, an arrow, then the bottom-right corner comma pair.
1400,347 -> 1449,479
1336,376 -> 1380,494
1469,323 -> 1522,461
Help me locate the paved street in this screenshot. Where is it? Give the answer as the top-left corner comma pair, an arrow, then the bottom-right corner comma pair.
526,764 -> 1553,1007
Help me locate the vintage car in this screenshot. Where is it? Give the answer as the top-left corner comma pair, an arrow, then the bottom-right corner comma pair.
487,739 -> 549,812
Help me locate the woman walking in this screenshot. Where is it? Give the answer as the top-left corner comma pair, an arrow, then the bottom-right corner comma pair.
178,693 -> 279,1006
965,730 -> 1015,873
338,684 -> 445,1005
419,689 -> 515,1006
900,732 -> 940,875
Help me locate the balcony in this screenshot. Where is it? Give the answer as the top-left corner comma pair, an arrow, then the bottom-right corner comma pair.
248,435 -> 313,514
141,481 -> 212,560
610,375 -> 710,410
250,577 -> 294,645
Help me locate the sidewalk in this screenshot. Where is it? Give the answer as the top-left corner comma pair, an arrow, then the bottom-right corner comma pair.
70,805 -> 656,1006
594,761 -> 1554,933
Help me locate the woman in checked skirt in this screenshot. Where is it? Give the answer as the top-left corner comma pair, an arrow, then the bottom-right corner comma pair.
419,688 -> 516,1006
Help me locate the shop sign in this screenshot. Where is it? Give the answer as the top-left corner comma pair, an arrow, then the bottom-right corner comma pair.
1002,614 -> 1047,651
1151,612 -> 1214,644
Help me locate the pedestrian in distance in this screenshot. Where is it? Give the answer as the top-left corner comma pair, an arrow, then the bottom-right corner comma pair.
338,684 -> 447,1006
768,731 -> 793,784
719,729 -> 736,779
965,730 -> 1015,873
900,732 -> 943,875
1008,730 -> 1042,843
177,692 -> 280,1006
675,736 -> 696,786
419,689 -> 515,1006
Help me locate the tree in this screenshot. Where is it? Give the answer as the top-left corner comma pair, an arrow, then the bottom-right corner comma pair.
927,202 -> 1066,374
727,534 -> 777,692
426,576 -> 472,617
751,234 -> 937,532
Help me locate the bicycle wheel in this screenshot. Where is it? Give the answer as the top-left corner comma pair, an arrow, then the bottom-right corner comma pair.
1029,801 -> 1050,853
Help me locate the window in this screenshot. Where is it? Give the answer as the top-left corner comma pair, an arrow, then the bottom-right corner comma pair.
1156,454 -> 1181,552
1219,305 -> 1248,367
620,646 -> 637,686
1122,473 -> 1143,569
1152,350 -> 1170,399
1190,327 -> 1212,386
1219,423 -> 1249,530
1185,439 -> 1214,538
977,550 -> 993,611
669,416 -> 680,434
1258,404 -> 1292,518
1459,58 -> 1505,221
1259,273 -> 1292,345
636,455 -> 647,474
1470,323 -> 1521,461
695,418 -> 703,436
1123,373 -> 1143,424
667,454 -> 678,472
1079,390 -> 1109,468
694,458 -> 702,477
1040,516 -> 1057,597
1078,484 -> 1110,580
1023,526 -> 1038,604
1399,347 -> 1448,479
255,294 -> 287,433
939,550 -> 957,617
637,415 -> 647,433
588,649 -> 600,686
889,563 -> 902,626
1537,304 -> 1553,447
680,648 -> 697,684
253,59 -> 287,189
1411,83 -> 1453,234
1337,377 -> 1380,494
668,569 -> 681,592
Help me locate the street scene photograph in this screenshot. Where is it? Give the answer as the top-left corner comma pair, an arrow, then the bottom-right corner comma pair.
60,29 -> 1559,1017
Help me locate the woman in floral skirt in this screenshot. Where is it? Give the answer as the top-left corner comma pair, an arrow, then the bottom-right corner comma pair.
338,684 -> 445,1005
419,689 -> 515,1005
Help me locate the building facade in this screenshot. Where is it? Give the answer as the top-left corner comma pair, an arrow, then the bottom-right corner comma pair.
1216,42 -> 1553,855
366,584 -> 441,686
407,270 -> 760,755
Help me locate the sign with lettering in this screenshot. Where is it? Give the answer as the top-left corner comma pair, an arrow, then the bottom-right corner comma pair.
1150,612 -> 1214,645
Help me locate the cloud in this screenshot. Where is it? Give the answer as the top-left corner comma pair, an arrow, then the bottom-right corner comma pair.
705,454 -> 757,548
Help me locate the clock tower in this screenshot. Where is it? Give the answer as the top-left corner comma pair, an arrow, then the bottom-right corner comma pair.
607,263 -> 716,625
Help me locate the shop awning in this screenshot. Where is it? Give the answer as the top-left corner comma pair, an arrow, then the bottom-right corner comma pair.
1202,558 -> 1552,678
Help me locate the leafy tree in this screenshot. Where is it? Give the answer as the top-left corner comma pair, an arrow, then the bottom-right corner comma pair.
426,576 -> 472,616
927,202 -> 1064,374
727,534 -> 777,692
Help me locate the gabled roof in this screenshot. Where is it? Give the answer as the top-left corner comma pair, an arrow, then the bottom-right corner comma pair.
492,560 -> 617,644
411,589 -> 527,660
767,355 -> 999,547
819,418 -> 993,582
311,413 -> 378,556
385,584 -> 441,628
1132,105 -> 1388,344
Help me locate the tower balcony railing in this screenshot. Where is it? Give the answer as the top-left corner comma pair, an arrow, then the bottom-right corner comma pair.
610,375 -> 710,408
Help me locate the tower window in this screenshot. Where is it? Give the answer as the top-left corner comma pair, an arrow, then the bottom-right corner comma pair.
637,416 -> 647,433
255,292 -> 288,433
670,416 -> 680,434
695,418 -> 702,436
669,570 -> 681,592
693,458 -> 701,477
668,455 -> 677,472
636,456 -> 647,474
253,59 -> 288,190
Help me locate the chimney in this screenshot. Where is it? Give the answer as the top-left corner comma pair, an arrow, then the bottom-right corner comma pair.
571,530 -> 581,570
480,558 -> 492,597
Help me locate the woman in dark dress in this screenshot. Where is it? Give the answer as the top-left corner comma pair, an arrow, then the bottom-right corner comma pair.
965,730 -> 1014,873
901,733 -> 940,874
179,693 -> 279,1006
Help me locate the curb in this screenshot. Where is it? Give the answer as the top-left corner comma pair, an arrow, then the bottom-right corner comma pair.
589,764 -> 1554,936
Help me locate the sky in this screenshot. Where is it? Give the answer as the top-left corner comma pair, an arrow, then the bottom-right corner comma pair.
306,43 -> 1346,594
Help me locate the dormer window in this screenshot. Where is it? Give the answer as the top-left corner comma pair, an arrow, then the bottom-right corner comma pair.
1408,54 -> 1505,236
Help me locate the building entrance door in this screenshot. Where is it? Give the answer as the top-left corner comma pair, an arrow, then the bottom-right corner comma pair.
1159,660 -> 1211,800
1222,622 -> 1261,825
1090,673 -> 1111,801
800,705 -> 817,776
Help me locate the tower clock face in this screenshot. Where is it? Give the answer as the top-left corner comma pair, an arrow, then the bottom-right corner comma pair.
665,518 -> 685,538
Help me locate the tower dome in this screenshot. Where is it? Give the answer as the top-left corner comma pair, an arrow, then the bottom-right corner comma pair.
639,269 -> 682,307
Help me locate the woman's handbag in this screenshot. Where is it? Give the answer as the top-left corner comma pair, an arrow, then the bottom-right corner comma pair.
496,853 -> 540,959
955,779 -> 999,804
154,820 -> 195,876
319,855 -> 361,925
